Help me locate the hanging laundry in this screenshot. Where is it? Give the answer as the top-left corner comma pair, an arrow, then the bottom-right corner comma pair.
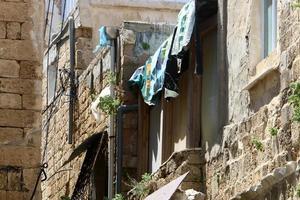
93,26 -> 110,53
129,37 -> 172,105
171,0 -> 195,57
128,0 -> 195,105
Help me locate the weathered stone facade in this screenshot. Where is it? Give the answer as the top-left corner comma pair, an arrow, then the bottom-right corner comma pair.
0,0 -> 44,199
204,1 -> 300,200
40,0 -> 300,200
41,21 -> 173,199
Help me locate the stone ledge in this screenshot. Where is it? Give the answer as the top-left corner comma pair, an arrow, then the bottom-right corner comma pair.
243,52 -> 280,91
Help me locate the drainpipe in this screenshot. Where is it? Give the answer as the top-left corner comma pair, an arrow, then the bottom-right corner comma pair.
108,39 -> 116,200
116,105 -> 138,194
68,16 -> 75,144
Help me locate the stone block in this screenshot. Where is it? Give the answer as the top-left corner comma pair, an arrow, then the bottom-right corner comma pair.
0,169 -> 7,190
0,2 -> 28,22
6,191 -> 24,199
0,93 -> 22,109
0,59 -> 20,78
7,22 -> 21,40
21,21 -> 32,40
0,127 -> 23,145
0,39 -> 37,61
20,61 -> 42,79
7,169 -> 22,191
0,146 -> 40,167
22,94 -> 42,110
0,109 -> 40,128
0,22 -> 5,39
23,168 -> 39,191
0,78 -> 41,94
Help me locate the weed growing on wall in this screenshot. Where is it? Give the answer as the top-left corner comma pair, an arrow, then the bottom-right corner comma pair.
288,82 -> 300,122
128,173 -> 152,199
142,42 -> 150,50
296,184 -> 300,197
269,127 -> 278,136
108,71 -> 117,85
292,0 -> 300,8
112,194 -> 125,200
97,95 -> 121,115
252,138 -> 264,151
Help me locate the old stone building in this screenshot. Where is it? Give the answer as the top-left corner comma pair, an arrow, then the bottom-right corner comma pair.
0,0 -> 44,199
1,0 -> 300,200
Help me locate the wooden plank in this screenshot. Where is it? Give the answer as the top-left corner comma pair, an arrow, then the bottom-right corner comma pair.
162,97 -> 174,162
137,93 -> 150,177
187,38 -> 202,148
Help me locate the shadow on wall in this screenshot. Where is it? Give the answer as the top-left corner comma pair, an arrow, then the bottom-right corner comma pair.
249,70 -> 280,112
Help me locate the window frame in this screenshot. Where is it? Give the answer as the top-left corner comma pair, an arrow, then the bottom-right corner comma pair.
262,0 -> 277,58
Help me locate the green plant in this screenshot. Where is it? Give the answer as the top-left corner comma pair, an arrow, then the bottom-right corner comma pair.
128,173 -> 152,199
296,184 -> 300,197
142,42 -> 150,50
269,127 -> 278,136
252,138 -> 264,151
292,0 -> 300,8
288,82 -> 300,122
97,95 -> 121,115
112,194 -> 125,200
60,196 -> 71,200
89,88 -> 97,101
108,71 -> 117,85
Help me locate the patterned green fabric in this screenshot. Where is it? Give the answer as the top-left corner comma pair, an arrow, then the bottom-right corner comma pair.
129,0 -> 195,105
129,37 -> 172,105
172,0 -> 195,56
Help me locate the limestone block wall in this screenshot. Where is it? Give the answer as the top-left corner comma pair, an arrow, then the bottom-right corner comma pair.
0,0 -> 44,199
41,41 -> 110,199
205,1 -> 300,200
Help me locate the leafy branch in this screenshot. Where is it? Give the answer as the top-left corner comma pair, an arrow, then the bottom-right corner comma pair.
288,82 -> 300,122
97,95 -> 121,115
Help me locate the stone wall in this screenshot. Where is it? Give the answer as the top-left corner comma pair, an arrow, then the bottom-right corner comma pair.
0,0 -> 44,199
41,34 -> 109,199
205,1 -> 300,200
41,22 -> 172,199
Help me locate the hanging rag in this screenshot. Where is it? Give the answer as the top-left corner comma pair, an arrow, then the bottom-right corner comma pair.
171,0 -> 195,57
129,37 -> 172,105
128,0 -> 196,105
93,26 -> 110,53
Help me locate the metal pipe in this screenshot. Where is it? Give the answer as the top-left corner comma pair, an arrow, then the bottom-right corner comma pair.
68,16 -> 75,144
108,39 -> 116,200
116,104 -> 138,194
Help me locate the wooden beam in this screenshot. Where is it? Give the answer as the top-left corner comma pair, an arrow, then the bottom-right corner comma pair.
137,94 -> 150,177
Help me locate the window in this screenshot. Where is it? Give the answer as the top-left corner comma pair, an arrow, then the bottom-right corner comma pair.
61,0 -> 76,22
262,0 -> 277,57
47,64 -> 57,104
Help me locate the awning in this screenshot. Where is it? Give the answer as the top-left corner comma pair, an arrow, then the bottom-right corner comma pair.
128,0 -> 217,105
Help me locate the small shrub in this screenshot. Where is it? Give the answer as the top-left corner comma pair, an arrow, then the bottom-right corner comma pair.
296,184 -> 300,197
269,127 -> 278,136
292,0 -> 300,8
288,82 -> 300,122
108,71 -> 117,85
112,194 -> 125,200
252,138 -> 264,152
142,42 -> 150,50
128,173 -> 152,199
97,95 -> 121,115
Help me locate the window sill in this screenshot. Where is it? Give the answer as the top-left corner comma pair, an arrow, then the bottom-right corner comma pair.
243,51 -> 280,90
